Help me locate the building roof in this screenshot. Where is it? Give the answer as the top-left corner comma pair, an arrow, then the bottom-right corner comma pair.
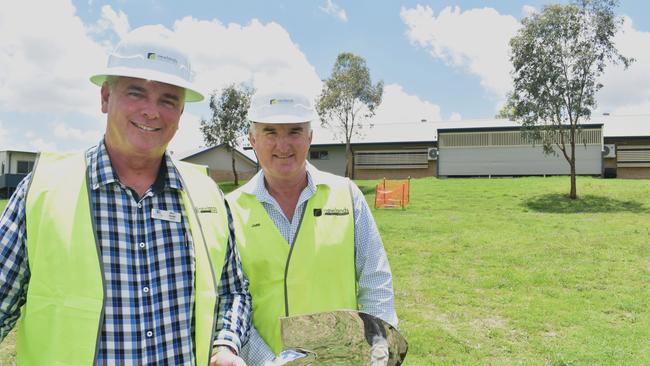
177,144 -> 257,165
0,150 -> 37,155
438,123 -> 604,134
311,140 -> 435,148
308,114 -> 650,146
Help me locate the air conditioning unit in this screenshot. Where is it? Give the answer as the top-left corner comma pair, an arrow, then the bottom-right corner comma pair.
603,144 -> 616,158
427,147 -> 438,160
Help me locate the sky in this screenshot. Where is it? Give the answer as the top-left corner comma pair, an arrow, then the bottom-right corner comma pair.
1,0 -> 650,155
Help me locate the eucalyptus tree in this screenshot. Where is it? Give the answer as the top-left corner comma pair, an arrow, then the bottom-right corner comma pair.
501,0 -> 632,199
317,52 -> 383,178
200,84 -> 253,185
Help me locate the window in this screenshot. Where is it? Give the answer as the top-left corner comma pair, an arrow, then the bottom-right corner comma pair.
16,160 -> 34,174
310,151 -> 329,160
617,145 -> 650,168
439,128 -> 602,148
354,150 -> 428,169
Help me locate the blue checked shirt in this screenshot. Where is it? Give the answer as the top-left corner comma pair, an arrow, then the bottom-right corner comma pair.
0,141 -> 250,365
238,163 -> 397,365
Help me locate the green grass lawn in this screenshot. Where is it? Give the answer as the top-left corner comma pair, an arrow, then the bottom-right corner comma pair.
1,177 -> 649,365
355,176 -> 650,365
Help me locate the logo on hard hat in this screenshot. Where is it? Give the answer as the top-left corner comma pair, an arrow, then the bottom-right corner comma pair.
269,98 -> 294,105
147,52 -> 178,65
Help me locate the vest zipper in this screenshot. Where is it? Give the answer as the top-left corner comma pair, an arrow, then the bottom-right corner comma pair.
283,205 -> 308,317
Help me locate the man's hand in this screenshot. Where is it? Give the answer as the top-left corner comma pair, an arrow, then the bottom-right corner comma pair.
210,346 -> 247,366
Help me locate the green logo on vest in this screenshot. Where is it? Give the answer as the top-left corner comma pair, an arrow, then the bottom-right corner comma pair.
323,208 -> 349,216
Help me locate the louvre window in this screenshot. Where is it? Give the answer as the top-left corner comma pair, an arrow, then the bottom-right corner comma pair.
617,145 -> 650,167
355,150 -> 428,169
439,129 -> 602,148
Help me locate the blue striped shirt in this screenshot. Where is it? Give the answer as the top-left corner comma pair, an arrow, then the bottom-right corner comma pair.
237,163 -> 397,364
0,141 -> 250,365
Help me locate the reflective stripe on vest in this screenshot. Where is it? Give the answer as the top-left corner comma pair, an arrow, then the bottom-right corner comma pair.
227,172 -> 357,354
19,152 -> 229,366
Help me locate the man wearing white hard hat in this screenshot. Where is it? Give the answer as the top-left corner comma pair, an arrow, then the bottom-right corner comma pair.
0,25 -> 250,366
226,91 -> 397,364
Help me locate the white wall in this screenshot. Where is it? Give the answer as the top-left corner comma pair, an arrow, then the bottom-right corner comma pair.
438,145 -> 602,176
0,152 -> 6,174
183,147 -> 257,174
1,151 -> 37,174
308,146 -> 347,176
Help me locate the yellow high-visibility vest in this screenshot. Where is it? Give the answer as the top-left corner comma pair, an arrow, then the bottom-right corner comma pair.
227,171 -> 357,354
18,151 -> 229,366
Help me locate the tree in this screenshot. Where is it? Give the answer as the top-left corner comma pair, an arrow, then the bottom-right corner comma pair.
500,0 -> 632,199
200,84 -> 253,186
317,52 -> 383,178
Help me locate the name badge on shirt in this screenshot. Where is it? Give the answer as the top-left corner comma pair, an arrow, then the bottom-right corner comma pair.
151,208 -> 181,223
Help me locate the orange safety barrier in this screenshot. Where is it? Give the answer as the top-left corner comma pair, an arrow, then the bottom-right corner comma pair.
374,178 -> 410,209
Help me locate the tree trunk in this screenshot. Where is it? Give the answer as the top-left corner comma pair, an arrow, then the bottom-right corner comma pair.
569,161 -> 577,199
569,135 -> 577,199
231,148 -> 239,186
345,143 -> 353,178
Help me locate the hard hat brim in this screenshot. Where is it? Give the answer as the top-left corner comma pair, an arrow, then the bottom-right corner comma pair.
90,67 -> 204,103
248,114 -> 313,124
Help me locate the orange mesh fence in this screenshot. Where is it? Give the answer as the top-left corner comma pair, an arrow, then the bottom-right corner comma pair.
374,178 -> 410,209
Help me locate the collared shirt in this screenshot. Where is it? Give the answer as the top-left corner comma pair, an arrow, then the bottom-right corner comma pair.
239,162 -> 397,364
0,141 -> 250,365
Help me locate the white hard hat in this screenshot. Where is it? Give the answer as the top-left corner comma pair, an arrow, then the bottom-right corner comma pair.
90,25 -> 204,102
248,92 -> 316,124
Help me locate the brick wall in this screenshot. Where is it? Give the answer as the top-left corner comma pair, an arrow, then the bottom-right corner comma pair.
616,167 -> 650,179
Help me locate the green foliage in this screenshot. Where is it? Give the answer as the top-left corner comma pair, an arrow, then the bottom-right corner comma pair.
200,83 -> 253,148
317,52 -> 383,177
500,0 -> 632,198
200,83 -> 253,185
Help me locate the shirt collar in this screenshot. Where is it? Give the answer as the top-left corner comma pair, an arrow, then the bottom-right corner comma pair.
87,139 -> 182,192
242,162 -> 332,203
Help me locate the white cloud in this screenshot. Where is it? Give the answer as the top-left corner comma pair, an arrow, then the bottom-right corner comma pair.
0,1 -> 326,153
596,16 -> 650,115
28,137 -> 58,152
0,1 -> 108,117
0,121 -> 7,148
319,0 -> 348,22
53,122 -> 102,142
448,112 -> 462,121
90,5 -> 131,39
400,5 -> 650,117
171,17 -> 323,101
400,5 -> 520,99
168,112 -> 205,155
522,5 -> 538,18
313,84 -> 443,144
373,84 -> 442,124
